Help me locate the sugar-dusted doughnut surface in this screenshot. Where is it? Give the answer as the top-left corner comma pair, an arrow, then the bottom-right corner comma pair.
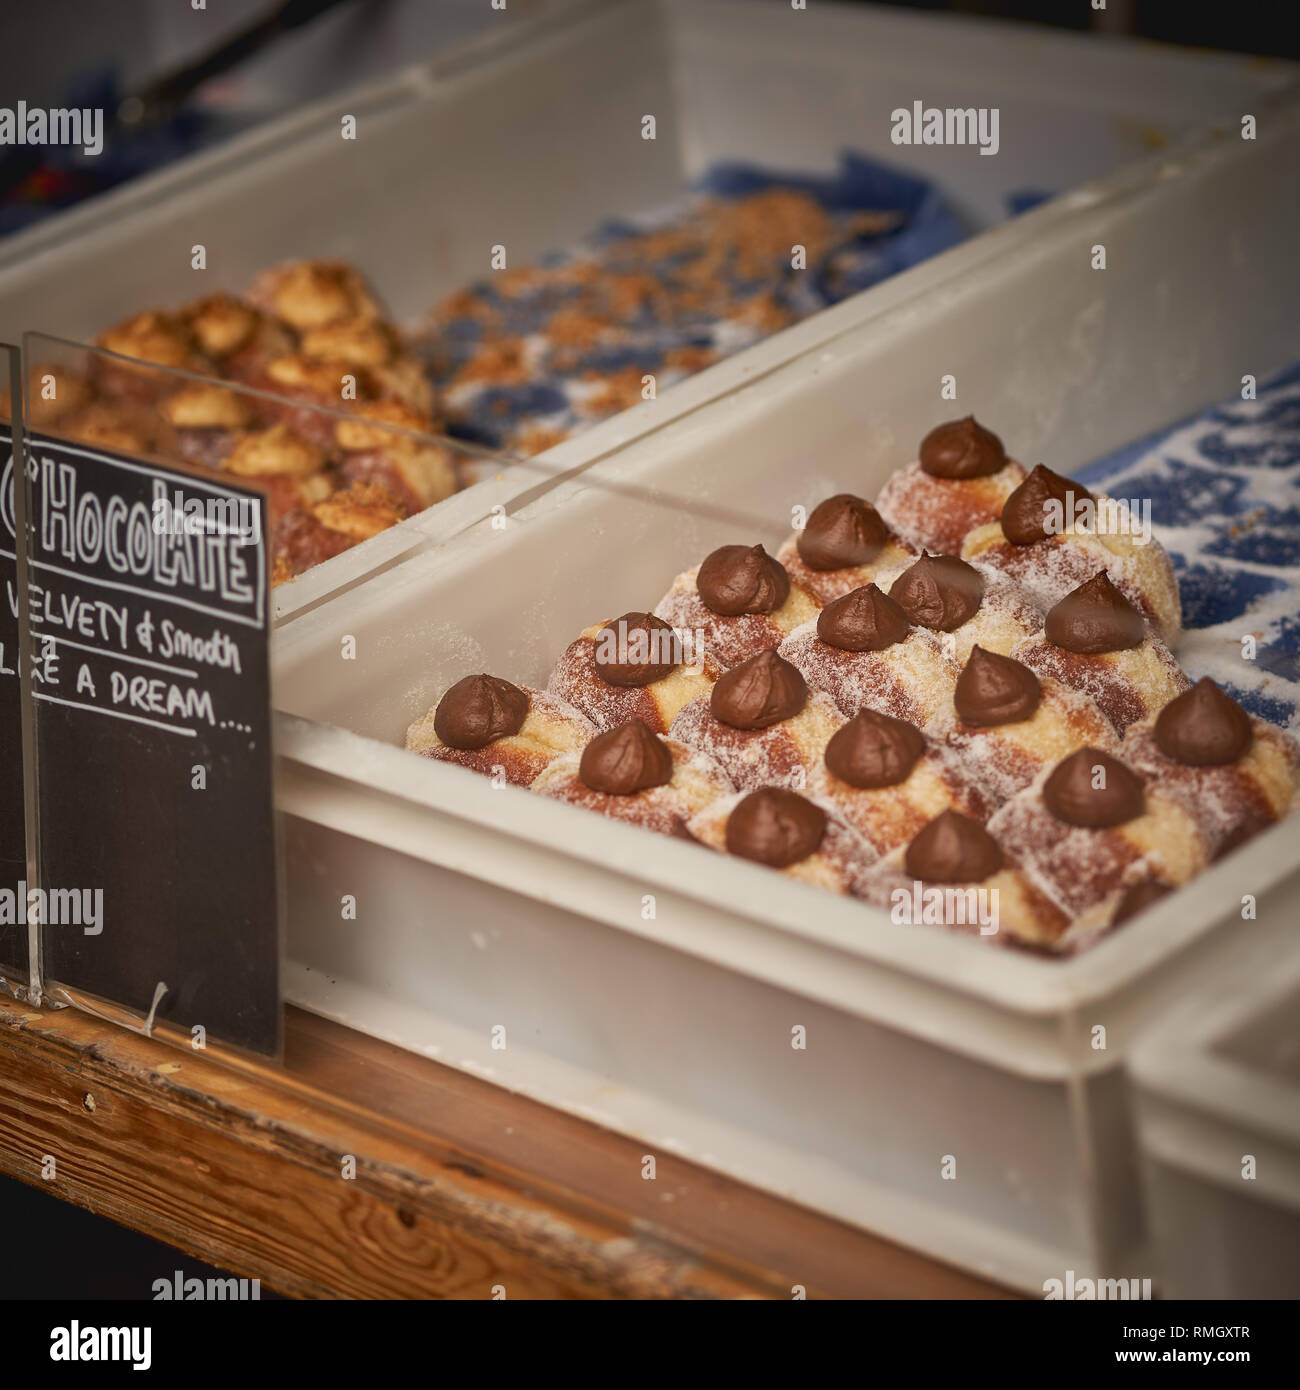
408,682 -> 594,788
776,493 -> 918,605
781,621 -> 959,730
989,749 -> 1209,921
962,513 -> 1182,647
875,554 -> 1044,663
670,683 -> 844,793
653,569 -> 821,670
533,733 -> 734,836
1014,632 -> 1188,736
686,788 -> 876,896
938,648 -> 1120,807
810,738 -> 992,855
549,615 -> 719,733
877,455 -> 1028,556
1122,682 -> 1299,858
857,809 -> 1070,950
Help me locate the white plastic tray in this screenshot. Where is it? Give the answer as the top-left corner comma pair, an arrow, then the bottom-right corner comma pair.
269,81 -> 1300,1293
1130,945 -> 1300,1299
0,0 -> 1291,624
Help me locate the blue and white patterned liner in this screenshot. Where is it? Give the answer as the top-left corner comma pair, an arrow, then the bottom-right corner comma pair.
431,152 -> 968,451
1078,363 -> 1300,732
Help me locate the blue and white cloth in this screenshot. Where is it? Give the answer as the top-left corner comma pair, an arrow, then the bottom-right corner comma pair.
1078,365 -> 1300,732
427,153 -> 968,453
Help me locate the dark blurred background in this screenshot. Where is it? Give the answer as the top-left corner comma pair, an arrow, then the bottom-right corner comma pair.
887,0 -> 1298,55
0,0 -> 1295,235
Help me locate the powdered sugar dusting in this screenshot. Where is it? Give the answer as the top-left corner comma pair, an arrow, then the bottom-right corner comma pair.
779,621 -> 958,729
1122,716 -> 1299,858
776,531 -> 918,605
1013,633 -> 1189,735
653,565 -> 817,669
989,777 -> 1188,919
876,458 -> 1027,555
810,744 -> 992,855
686,790 -> 877,896
669,689 -> 843,792
938,679 -> 1119,809
407,687 -> 594,787
857,848 -> 1069,950
963,521 -> 1181,647
872,558 -> 1044,661
547,628 -> 714,732
532,738 -> 734,833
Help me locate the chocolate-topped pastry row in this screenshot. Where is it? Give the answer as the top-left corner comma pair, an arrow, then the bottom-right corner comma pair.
962,461 -> 1181,647
874,418 -> 1181,644
396,413 -> 1296,953
409,658 -> 1293,940
694,787 -> 1104,947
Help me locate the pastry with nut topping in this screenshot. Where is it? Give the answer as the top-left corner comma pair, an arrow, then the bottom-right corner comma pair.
159,381 -> 255,470
333,400 -> 456,512
247,259 -> 383,331
271,481 -> 407,581
63,401 -> 163,457
249,353 -> 381,448
181,292 -> 293,372
93,310 -> 203,403
221,423 -> 332,527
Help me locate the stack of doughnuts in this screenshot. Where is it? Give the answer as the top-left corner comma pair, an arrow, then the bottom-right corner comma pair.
406,416 -> 1298,953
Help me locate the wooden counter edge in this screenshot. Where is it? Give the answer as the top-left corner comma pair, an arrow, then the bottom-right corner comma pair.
0,993 -> 1013,1300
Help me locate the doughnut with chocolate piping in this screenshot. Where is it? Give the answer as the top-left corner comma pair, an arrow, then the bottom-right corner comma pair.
407,676 -> 594,787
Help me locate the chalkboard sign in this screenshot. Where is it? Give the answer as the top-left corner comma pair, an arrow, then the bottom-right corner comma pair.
0,367 -> 28,982
20,429 -> 280,1055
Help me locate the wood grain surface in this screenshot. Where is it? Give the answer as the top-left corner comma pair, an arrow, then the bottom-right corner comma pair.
0,994 -> 1013,1300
